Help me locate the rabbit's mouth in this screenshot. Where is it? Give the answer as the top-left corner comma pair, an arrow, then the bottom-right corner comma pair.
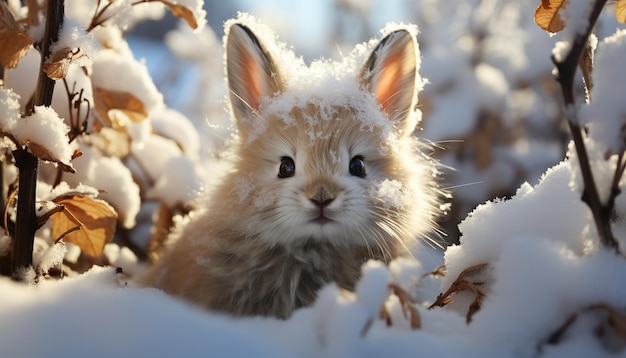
310,212 -> 334,226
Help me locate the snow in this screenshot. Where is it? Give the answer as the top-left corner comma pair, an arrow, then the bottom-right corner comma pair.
582,29 -> 626,155
0,88 -> 20,133
370,179 -> 411,210
7,174 -> 626,357
91,49 -> 164,117
66,145 -> 141,228
3,1 -> 626,357
52,18 -> 100,68
149,108 -> 201,161
13,105 -> 74,166
170,0 -> 207,31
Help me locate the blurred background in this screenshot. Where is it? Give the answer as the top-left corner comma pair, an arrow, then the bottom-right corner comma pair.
126,0 -> 621,244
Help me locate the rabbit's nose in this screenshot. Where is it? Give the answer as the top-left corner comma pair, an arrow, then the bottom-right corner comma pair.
310,198 -> 334,209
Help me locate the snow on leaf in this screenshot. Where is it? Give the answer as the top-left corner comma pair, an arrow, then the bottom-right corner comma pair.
51,195 -> 118,258
67,144 -> 141,228
617,0 -> 626,24
0,1 -> 34,69
43,47 -> 82,80
380,283 -> 421,330
93,87 -> 148,129
13,106 -> 74,171
429,263 -> 488,323
27,141 -> 76,173
160,1 -> 198,29
534,0 -> 568,33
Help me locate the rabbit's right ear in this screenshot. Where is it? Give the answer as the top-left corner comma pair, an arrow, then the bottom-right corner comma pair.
226,24 -> 283,131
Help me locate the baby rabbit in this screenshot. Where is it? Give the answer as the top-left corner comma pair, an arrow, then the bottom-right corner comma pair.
141,15 -> 444,319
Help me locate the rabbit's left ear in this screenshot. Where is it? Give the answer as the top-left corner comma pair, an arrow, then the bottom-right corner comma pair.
360,30 -> 418,135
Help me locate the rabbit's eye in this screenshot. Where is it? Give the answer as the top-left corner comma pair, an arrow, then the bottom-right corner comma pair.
349,156 -> 366,178
278,157 -> 296,178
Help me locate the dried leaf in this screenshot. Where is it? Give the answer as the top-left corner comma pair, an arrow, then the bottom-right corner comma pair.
51,195 -> 117,257
617,0 -> 626,23
26,141 -> 75,173
160,1 -> 198,29
26,0 -> 39,27
93,87 -> 148,129
591,304 -> 626,339
429,263 -> 488,323
89,127 -> 132,157
534,0 -> 568,33
43,47 -> 79,80
0,2 -> 34,68
147,204 -> 174,261
423,265 -> 446,278
389,283 -> 421,330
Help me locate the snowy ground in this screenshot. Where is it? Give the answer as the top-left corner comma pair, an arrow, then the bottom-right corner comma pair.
4,161 -> 626,358
3,1 -> 626,357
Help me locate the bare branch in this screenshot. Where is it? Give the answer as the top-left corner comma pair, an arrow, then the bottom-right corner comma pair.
12,0 -> 65,278
551,0 -> 620,252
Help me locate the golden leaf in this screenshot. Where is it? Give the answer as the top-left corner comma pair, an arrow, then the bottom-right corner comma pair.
51,195 -> 118,257
160,1 -> 198,29
617,0 -> 626,23
43,47 -> 77,80
534,0 -> 568,33
93,87 -> 148,129
0,2 -> 34,68
89,127 -> 131,157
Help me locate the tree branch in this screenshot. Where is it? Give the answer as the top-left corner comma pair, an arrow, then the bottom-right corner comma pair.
551,0 -> 620,252
12,0 -> 65,278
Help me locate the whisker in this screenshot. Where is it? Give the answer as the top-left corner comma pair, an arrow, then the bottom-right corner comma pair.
443,181 -> 484,191
229,89 -> 266,121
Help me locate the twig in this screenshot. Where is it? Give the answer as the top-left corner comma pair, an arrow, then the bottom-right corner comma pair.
551,0 -> 620,252
429,263 -> 488,319
12,0 -> 65,278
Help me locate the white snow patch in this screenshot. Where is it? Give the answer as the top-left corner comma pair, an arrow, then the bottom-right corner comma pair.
13,106 -> 73,166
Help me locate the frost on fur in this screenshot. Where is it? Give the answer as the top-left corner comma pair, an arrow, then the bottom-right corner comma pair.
142,14 -> 446,320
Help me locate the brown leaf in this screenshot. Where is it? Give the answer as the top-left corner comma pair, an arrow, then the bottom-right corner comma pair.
51,195 -> 118,257
26,141 -> 75,173
617,0 -> 626,23
429,263 -> 488,323
0,2 -> 34,68
591,304 -> 626,339
160,1 -> 198,29
26,0 -> 39,27
93,87 -> 148,129
389,283 -> 421,330
43,47 -> 81,80
89,127 -> 132,157
147,204 -> 174,262
534,0 -> 568,33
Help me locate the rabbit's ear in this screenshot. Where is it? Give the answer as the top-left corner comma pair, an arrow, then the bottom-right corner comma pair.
226,24 -> 283,128
360,30 -> 417,135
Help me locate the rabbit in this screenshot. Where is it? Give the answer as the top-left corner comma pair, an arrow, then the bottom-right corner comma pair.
140,15 -> 445,319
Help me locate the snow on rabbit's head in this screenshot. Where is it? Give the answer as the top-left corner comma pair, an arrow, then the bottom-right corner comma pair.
223,14 -> 440,253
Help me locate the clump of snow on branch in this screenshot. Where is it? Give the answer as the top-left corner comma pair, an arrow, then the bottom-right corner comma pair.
52,18 -> 100,67
13,106 -> 74,166
582,29 -> 626,155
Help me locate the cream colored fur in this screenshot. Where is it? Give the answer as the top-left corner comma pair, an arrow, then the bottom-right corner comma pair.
140,20 -> 443,319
